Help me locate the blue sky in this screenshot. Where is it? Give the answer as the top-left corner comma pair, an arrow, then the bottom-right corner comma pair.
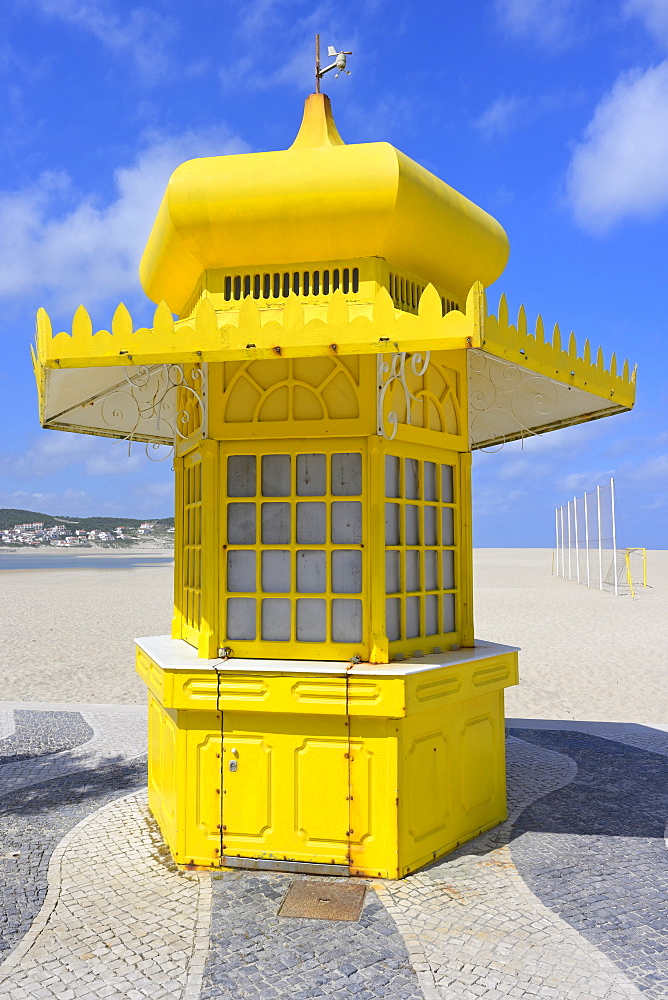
0,0 -> 666,547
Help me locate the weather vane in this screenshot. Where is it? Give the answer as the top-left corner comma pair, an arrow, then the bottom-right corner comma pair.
315,33 -> 352,93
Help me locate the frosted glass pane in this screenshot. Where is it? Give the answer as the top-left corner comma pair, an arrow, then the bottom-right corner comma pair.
262,503 -> 291,544
424,506 -> 437,546
332,599 -> 362,642
425,594 -> 438,636
385,456 -> 400,498
425,550 -> 438,591
385,551 -> 400,594
441,507 -> 454,546
441,465 -> 454,503
228,503 -> 256,544
297,550 -> 326,592
297,598 -> 326,641
262,455 -> 291,496
261,598 -> 291,640
442,593 -> 455,633
262,550 -> 291,593
332,453 -> 362,496
331,501 -> 362,544
424,462 -> 437,502
406,595 -> 420,638
227,598 -> 256,640
332,550 -> 362,593
227,551 -> 255,592
405,505 -> 420,546
405,458 -> 419,499
442,550 -> 455,590
297,454 -> 326,496
385,503 -> 400,545
405,550 -> 420,592
296,502 -> 326,543
386,598 -> 401,641
228,455 -> 256,497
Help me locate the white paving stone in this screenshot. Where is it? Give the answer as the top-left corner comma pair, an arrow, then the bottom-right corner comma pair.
375,735 -> 645,1000
0,709 -> 15,742
0,791 -> 211,1000
0,711 -> 146,797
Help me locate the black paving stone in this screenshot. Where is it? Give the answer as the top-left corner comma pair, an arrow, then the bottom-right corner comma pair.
509,728 -> 668,999
201,871 -> 425,1000
0,709 -> 146,964
0,710 -> 93,764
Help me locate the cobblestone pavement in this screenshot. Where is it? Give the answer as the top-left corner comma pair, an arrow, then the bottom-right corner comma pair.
201,871 -> 424,1000
1,705 -> 667,999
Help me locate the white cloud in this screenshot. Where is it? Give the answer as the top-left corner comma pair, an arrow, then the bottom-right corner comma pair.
625,0 -> 668,49
474,89 -> 584,139
494,0 -> 579,48
0,127 -> 248,317
0,433 -> 145,478
559,469 -> 614,492
566,61 -> 668,231
473,95 -> 525,138
26,0 -> 174,78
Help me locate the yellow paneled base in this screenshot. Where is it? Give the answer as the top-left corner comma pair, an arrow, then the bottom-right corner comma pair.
137,637 -> 518,878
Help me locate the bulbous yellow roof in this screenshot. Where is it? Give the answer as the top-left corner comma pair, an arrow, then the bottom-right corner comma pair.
140,94 -> 510,314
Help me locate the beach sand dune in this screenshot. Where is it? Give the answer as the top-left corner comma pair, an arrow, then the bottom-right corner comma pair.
0,549 -> 665,721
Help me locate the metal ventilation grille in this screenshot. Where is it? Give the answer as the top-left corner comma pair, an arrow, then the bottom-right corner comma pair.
222,267 -> 360,302
388,271 -> 460,317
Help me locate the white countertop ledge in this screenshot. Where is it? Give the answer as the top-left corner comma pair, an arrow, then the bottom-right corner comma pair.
135,636 -> 519,678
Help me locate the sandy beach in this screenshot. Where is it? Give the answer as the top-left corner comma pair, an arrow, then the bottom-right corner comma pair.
0,547 -> 665,722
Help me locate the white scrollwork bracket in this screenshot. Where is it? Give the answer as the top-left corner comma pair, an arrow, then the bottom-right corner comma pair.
468,351 -> 559,452
99,363 -> 207,461
377,351 -> 431,440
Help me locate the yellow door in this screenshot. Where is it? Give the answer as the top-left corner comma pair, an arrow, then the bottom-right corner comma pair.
221,710 -> 352,866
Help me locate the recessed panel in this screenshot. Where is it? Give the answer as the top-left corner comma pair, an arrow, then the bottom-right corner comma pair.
228,503 -> 256,545
297,454 -> 326,496
296,598 -> 327,641
262,550 -> 291,593
295,738 -> 349,847
228,455 -> 256,497
460,716 -> 496,813
332,453 -> 362,496
385,456 -> 401,498
332,550 -> 362,593
262,502 -> 291,544
331,501 -> 362,544
406,733 -> 449,842
222,736 -> 272,839
261,598 -> 291,640
297,502 -> 326,544
332,599 -> 363,643
227,598 -> 256,640
227,551 -> 256,592
262,454 -> 291,496
297,550 -> 326,592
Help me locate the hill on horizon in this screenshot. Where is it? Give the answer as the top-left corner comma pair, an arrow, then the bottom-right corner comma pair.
0,508 -> 175,533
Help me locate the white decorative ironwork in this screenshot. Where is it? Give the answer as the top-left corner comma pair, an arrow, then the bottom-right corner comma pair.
468,351 -> 559,452
98,363 -> 207,459
377,351 -> 431,440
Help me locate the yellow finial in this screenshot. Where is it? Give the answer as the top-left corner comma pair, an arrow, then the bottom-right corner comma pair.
290,92 -> 345,149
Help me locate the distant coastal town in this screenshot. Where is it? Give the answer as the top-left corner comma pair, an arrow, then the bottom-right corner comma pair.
0,511 -> 174,548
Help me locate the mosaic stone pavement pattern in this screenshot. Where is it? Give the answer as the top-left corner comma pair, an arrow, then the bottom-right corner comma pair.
0,705 -> 666,1000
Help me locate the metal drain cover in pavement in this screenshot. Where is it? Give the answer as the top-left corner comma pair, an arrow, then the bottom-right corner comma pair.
278,880 -> 367,921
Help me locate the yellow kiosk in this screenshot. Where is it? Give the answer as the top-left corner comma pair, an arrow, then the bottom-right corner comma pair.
32,93 -> 635,878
